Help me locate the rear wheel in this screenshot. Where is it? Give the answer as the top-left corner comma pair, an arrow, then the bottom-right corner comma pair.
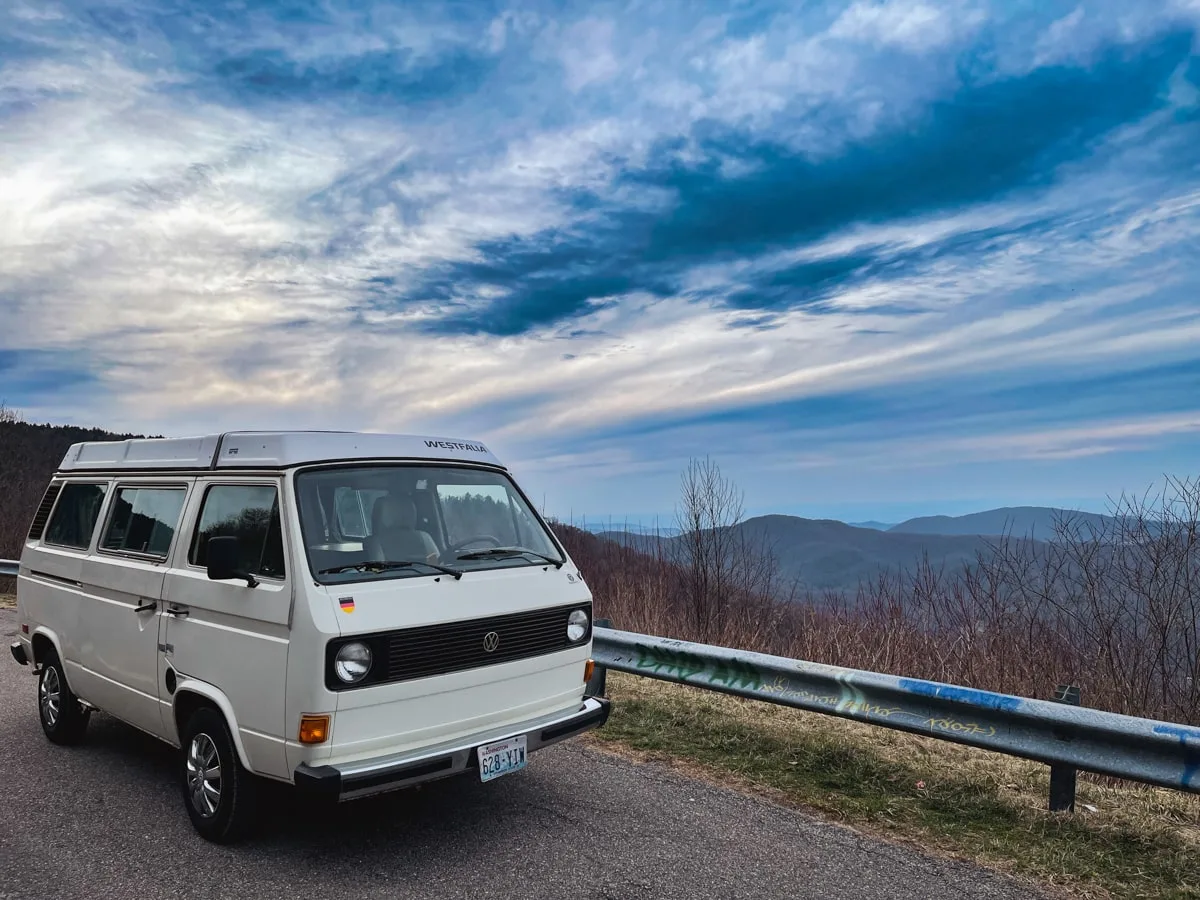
181,706 -> 259,844
38,648 -> 90,745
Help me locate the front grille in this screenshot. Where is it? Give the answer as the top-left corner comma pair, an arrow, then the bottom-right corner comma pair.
387,603 -> 589,683
325,602 -> 591,690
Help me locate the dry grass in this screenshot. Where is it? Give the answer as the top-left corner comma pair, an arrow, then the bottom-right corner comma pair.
0,594 -> 15,609
585,672 -> 1200,899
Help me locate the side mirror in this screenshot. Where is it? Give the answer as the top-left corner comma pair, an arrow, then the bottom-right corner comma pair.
206,536 -> 259,588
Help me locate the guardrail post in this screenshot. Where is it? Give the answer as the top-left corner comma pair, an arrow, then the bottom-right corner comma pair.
586,618 -> 611,698
1049,683 -> 1081,812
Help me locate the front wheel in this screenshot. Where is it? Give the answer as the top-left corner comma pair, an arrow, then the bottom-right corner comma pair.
38,649 -> 90,745
181,707 -> 259,844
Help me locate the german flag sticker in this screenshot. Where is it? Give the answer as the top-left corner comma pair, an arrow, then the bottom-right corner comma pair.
338,597 -> 355,614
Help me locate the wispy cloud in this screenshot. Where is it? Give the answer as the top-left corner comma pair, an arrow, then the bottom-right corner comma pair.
1,1 -> 1199,520
828,0 -> 982,52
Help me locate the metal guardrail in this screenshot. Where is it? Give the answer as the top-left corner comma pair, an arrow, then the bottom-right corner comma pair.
591,626 -> 1200,805
5,567 -> 1197,804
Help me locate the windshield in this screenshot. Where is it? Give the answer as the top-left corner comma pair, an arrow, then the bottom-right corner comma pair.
294,464 -> 564,584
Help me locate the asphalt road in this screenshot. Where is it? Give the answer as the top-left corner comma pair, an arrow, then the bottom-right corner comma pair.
0,609 -> 1043,900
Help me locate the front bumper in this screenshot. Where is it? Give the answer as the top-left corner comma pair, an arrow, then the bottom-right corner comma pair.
294,695 -> 611,801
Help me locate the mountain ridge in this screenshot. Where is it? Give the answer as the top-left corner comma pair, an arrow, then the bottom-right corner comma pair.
888,505 -> 1124,538
596,512 -> 1046,594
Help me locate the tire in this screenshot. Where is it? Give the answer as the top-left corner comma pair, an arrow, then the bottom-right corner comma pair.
180,706 -> 260,844
38,648 -> 90,745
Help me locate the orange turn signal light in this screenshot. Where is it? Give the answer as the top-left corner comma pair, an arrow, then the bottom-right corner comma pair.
299,714 -> 330,745
584,659 -> 595,684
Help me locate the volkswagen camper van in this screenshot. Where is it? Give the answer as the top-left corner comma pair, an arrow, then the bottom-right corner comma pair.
9,431 -> 609,842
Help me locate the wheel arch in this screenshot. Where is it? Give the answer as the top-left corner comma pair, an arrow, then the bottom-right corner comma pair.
172,680 -> 254,771
29,626 -> 64,670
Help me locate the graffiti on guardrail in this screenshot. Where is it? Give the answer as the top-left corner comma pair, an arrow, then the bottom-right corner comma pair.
1151,723 -> 1200,787
635,653 -> 999,737
924,718 -> 997,738
633,646 -> 705,681
633,644 -> 763,692
761,675 -> 994,734
897,677 -> 1025,713
760,674 -> 902,719
761,675 -> 840,708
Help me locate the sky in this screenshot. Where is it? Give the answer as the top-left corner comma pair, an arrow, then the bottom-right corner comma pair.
2,1 -> 1199,526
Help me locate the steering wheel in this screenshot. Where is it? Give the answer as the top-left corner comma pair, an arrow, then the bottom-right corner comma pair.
449,534 -> 504,554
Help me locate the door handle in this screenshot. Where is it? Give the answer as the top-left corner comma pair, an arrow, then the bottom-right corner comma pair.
165,605 -> 189,617
134,601 -> 157,613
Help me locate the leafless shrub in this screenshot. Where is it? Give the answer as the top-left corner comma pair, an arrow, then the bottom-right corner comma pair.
555,465 -> 1200,726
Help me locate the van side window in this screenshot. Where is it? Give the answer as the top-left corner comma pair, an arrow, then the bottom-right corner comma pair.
43,482 -> 108,550
189,485 -> 286,579
102,487 -> 187,559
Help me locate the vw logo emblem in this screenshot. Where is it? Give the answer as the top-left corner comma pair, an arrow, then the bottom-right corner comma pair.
482,631 -> 500,653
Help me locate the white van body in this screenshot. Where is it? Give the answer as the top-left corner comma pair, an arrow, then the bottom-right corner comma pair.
9,431 -> 608,842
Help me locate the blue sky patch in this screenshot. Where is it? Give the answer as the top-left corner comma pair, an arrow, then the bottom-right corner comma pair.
1,1 -> 1199,521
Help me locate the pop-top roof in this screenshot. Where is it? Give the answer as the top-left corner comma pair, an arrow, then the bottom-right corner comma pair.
57,431 -> 504,472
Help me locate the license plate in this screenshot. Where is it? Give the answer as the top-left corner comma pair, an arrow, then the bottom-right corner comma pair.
477,735 -> 528,782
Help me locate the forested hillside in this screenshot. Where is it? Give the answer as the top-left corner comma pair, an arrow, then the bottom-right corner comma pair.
0,408 -> 144,560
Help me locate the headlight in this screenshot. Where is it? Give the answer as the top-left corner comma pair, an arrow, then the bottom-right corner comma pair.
567,608 -> 589,642
334,641 -> 373,684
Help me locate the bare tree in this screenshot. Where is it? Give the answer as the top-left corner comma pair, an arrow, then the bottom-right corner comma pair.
670,457 -> 791,642
674,457 -> 734,639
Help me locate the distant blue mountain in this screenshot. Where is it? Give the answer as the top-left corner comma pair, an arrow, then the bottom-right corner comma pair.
887,506 -> 1126,539
591,504 -> 1157,595
576,520 -> 682,538
595,515 -> 1042,593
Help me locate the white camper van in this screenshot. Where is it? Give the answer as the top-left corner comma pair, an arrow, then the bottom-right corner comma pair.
9,431 -> 608,843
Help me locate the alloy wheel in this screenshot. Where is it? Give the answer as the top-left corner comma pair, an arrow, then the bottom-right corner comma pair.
186,733 -> 223,818
39,666 -> 61,728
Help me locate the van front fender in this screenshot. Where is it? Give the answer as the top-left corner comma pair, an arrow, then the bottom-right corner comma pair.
171,678 -> 254,771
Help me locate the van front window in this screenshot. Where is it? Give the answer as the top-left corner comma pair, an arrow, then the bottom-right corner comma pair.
294,465 -> 564,583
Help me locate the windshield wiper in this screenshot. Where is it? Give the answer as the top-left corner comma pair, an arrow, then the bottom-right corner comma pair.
455,547 -> 564,569
319,560 -> 464,580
